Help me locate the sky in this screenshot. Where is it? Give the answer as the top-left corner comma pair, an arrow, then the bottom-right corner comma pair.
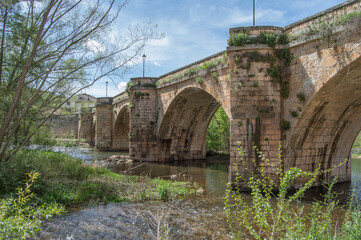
85,0 -> 347,97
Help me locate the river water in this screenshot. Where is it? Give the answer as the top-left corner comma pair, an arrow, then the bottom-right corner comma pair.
35,147 -> 361,239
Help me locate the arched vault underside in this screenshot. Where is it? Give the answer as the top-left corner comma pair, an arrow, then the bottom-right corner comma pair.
112,106 -> 130,151
157,88 -> 222,160
287,56 -> 361,184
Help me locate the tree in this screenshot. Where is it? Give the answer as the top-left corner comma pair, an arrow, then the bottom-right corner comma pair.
206,106 -> 230,153
0,0 -> 160,162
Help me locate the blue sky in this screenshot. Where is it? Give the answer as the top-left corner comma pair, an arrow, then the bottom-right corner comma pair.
86,0 -> 347,97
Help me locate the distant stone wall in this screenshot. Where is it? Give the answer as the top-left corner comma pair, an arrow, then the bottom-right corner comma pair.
50,114 -> 79,138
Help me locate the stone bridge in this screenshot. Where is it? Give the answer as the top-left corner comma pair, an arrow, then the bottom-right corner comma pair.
78,0 -> 361,187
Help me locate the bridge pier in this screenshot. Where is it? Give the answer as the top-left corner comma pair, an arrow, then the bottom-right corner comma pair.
95,97 -> 113,150
78,113 -> 93,143
227,27 -> 284,186
128,78 -> 158,160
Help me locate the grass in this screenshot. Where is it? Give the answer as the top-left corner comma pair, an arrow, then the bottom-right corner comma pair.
0,150 -> 196,207
0,150 -> 197,238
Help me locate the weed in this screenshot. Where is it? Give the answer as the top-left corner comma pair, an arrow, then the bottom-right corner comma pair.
267,66 -> 282,81
0,172 -> 65,239
225,144 -> 358,240
297,92 -> 306,102
257,32 -> 278,48
280,120 -> 291,130
228,32 -> 251,46
211,72 -> 218,80
195,76 -> 203,83
290,110 -> 299,118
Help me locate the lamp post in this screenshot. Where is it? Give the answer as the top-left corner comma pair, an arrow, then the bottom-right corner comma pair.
105,81 -> 108,97
142,54 -> 146,78
253,0 -> 255,26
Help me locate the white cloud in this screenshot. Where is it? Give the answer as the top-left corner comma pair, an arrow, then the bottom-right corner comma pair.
149,37 -> 170,47
117,81 -> 128,92
86,39 -> 106,53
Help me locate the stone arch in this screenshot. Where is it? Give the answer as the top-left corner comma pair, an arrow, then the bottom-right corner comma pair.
286,56 -> 361,185
157,87 -> 226,160
112,105 -> 130,150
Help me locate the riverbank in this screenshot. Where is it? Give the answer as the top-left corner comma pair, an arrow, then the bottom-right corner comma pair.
0,150 -> 197,239
1,150 -> 197,205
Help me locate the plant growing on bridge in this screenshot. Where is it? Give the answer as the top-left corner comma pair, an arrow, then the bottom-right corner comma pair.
297,92 -> 306,103
0,0 -> 160,163
280,121 -> 291,130
195,76 -> 203,83
303,9 -> 361,47
228,32 -> 290,48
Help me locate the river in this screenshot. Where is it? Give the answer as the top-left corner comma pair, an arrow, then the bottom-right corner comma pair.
35,146 -> 361,239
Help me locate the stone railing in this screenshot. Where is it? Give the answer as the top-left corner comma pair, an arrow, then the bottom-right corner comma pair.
156,51 -> 227,87
285,0 -> 361,36
113,91 -> 129,104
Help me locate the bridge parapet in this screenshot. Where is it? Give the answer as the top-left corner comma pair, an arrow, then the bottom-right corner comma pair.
113,91 -> 129,104
156,51 -> 227,88
285,0 -> 361,45
96,97 -> 113,105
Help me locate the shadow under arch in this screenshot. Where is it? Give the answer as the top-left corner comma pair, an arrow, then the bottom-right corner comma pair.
287,56 -> 361,184
112,105 -> 130,151
91,121 -> 96,146
157,87 -> 227,161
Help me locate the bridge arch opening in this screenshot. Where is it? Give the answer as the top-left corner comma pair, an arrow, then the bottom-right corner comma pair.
287,56 -> 361,184
112,106 -> 130,151
158,87 -> 230,161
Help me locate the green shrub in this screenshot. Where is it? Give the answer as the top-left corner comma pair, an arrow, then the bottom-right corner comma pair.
297,92 -> 306,102
257,32 -> 278,48
225,144 -> 359,240
280,121 -> 291,130
290,110 -> 299,118
195,76 -> 203,83
0,172 -> 64,239
228,33 -> 251,46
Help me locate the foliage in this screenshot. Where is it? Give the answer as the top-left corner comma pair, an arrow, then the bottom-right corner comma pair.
0,150 -> 196,206
297,92 -> 306,103
195,76 -> 203,83
228,32 -> 290,48
304,10 -> 361,47
280,121 -> 291,130
352,132 -> 361,149
228,33 -> 251,46
0,172 -> 64,239
257,32 -> 278,48
31,125 -> 57,147
275,48 -> 294,66
290,110 -> 299,118
0,0 -> 160,163
206,107 -> 230,153
211,72 -> 218,80
267,65 -> 282,81
225,144 -> 360,240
